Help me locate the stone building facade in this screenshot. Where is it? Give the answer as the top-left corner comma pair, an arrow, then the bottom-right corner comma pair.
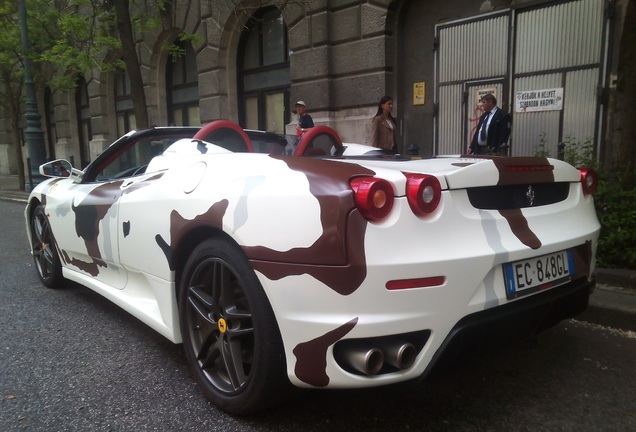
0,0 -> 629,175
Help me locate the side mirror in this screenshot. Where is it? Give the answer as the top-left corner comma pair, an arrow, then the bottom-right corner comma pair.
39,159 -> 73,178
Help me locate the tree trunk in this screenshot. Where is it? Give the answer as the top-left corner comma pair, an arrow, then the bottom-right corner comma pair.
12,114 -> 25,191
2,70 -> 25,190
114,0 -> 149,129
608,0 -> 636,185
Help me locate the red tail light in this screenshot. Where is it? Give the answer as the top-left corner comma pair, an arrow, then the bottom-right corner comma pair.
578,168 -> 598,195
405,173 -> 442,216
350,177 -> 394,221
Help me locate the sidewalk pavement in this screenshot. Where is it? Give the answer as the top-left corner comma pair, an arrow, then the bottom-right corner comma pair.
2,174 -> 635,330
0,174 -> 29,203
581,272 -> 636,332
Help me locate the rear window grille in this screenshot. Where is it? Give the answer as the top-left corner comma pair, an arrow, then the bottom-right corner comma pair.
467,183 -> 570,210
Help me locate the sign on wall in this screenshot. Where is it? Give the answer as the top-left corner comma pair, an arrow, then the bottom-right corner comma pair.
515,88 -> 564,112
476,87 -> 497,101
413,82 -> 425,105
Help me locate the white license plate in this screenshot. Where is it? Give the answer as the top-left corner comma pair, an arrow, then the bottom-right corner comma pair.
503,250 -> 574,299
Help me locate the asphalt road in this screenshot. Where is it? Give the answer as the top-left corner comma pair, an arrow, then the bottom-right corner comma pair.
2,200 -> 635,431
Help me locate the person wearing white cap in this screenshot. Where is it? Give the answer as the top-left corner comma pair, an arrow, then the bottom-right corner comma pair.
295,101 -> 314,136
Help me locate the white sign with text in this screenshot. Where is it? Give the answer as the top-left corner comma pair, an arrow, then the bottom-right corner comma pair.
515,88 -> 564,113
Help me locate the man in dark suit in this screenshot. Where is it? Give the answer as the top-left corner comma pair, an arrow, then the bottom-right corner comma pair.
469,94 -> 512,156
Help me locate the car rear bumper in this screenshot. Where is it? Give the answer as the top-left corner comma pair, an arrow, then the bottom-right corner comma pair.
259,249 -> 595,389
423,275 -> 594,377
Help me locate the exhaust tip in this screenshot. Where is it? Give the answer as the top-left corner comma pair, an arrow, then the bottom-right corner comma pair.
379,341 -> 417,370
360,348 -> 384,376
395,343 -> 417,369
342,346 -> 384,376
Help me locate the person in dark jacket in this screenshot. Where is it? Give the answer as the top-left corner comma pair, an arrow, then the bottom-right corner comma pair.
469,94 -> 511,156
295,101 -> 314,136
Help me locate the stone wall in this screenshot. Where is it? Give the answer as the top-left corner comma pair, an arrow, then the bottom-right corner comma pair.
0,0 -> 622,166
0,144 -> 10,175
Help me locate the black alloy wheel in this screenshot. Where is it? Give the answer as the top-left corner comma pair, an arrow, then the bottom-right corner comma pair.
30,204 -> 64,288
179,238 -> 290,415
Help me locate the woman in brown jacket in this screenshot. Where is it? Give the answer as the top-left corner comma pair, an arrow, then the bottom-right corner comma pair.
370,96 -> 397,151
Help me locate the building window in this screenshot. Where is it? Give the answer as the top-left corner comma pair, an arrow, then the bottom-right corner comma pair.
115,66 -> 135,135
76,77 -> 92,167
238,8 -> 290,133
167,39 -> 200,126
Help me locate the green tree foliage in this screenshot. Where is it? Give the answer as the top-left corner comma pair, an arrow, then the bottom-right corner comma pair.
0,0 -> 36,186
37,0 -> 120,90
0,1 -> 24,102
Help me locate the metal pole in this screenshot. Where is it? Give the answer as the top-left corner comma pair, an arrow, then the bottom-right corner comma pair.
26,157 -> 33,190
19,0 -> 47,191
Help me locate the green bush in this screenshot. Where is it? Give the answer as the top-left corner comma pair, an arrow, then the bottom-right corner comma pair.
534,136 -> 636,269
593,173 -> 636,269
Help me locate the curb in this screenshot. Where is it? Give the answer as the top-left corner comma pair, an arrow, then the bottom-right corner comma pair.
580,283 -> 636,332
0,190 -> 29,203
594,268 -> 636,290
587,269 -> 636,332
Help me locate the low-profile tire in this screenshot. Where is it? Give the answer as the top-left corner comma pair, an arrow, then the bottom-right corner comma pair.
179,237 -> 291,415
30,204 -> 64,288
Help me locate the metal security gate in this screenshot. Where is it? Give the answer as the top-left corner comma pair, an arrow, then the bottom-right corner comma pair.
435,0 -> 608,157
435,13 -> 509,155
511,0 -> 606,157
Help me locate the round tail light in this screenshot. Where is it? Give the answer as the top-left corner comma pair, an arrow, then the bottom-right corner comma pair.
578,168 -> 598,195
405,173 -> 442,216
350,177 -> 394,221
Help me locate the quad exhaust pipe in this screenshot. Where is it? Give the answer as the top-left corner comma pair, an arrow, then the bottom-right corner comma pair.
378,340 -> 417,370
347,346 -> 385,376
339,340 -> 418,376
